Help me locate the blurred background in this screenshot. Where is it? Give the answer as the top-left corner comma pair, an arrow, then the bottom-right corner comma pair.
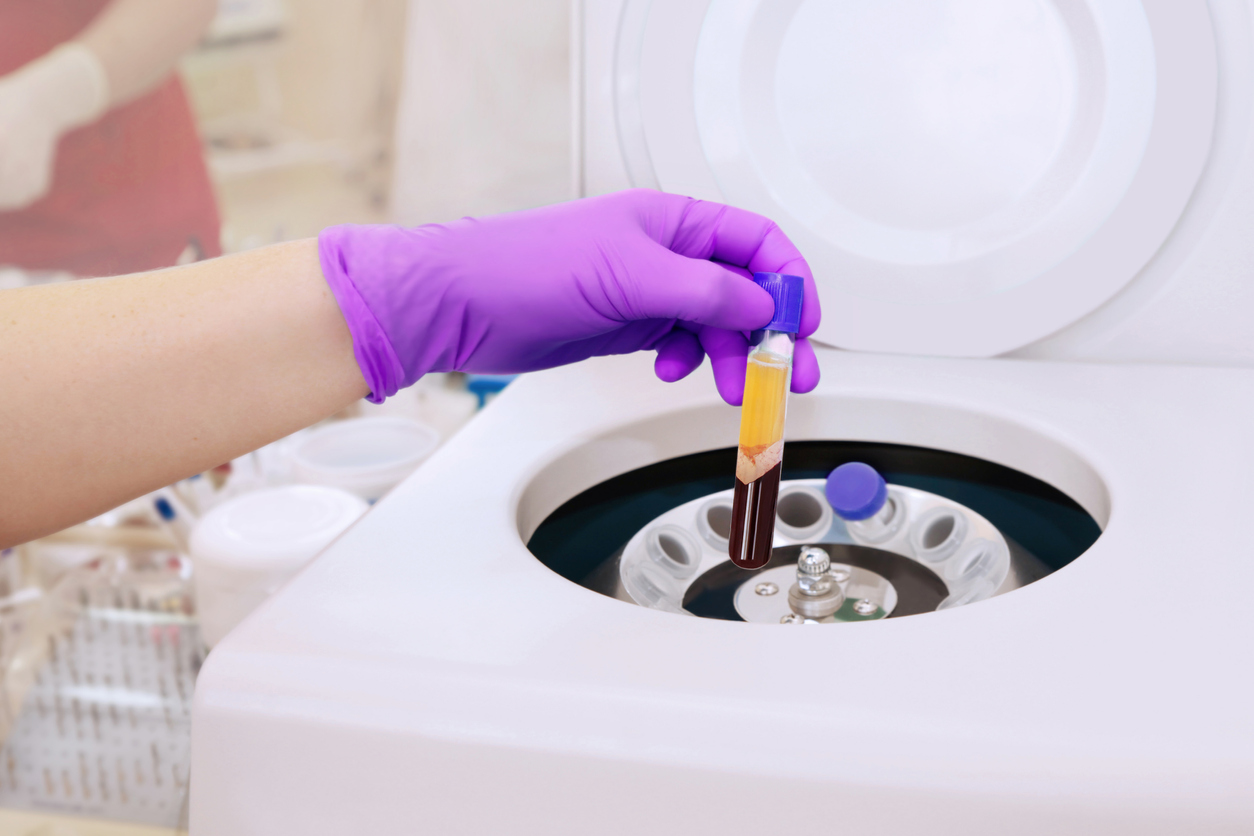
0,1 -> 572,833
187,0 -> 572,250
0,0 -> 573,283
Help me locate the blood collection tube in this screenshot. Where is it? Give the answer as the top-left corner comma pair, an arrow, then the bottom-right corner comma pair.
729,273 -> 805,569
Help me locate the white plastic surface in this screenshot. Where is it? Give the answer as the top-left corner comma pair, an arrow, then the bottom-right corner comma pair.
1011,0 -> 1254,364
189,486 -> 367,647
290,416 -> 440,503
186,1 -> 1254,831
583,0 -> 1221,357
191,351 -> 1254,834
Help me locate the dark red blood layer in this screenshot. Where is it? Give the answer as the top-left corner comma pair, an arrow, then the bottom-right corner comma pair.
728,462 -> 782,569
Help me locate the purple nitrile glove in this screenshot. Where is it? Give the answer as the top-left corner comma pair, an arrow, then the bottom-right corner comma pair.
318,189 -> 821,406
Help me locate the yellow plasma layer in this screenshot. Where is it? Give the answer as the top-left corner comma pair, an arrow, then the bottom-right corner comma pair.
736,352 -> 790,483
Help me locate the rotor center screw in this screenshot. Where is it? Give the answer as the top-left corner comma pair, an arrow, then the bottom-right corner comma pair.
798,546 -> 830,576
797,546 -> 833,596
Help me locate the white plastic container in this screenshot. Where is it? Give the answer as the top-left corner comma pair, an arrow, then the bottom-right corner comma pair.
190,486 -> 368,647
359,373 -> 480,441
290,416 -> 441,503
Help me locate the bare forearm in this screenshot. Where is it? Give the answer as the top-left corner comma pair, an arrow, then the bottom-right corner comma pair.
77,0 -> 217,106
0,240 -> 368,547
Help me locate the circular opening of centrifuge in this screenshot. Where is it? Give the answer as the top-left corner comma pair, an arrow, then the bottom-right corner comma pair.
519,400 -> 1107,624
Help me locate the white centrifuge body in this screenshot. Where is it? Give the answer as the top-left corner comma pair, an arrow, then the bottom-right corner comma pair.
190,1 -> 1254,833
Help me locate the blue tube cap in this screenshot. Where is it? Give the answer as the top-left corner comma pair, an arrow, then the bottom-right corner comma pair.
153,497 -> 176,521
825,462 -> 888,521
752,273 -> 805,334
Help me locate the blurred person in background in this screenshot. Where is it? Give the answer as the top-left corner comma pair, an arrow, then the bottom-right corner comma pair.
0,0 -> 221,277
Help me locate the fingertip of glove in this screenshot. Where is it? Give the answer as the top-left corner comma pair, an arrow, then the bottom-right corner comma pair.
653,329 -> 705,382
654,356 -> 691,383
799,275 -> 822,338
790,370 -> 820,394
789,339 -> 821,393
719,270 -> 776,332
713,367 -> 747,406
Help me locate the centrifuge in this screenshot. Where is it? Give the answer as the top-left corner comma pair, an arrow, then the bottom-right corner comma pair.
191,1 -> 1254,833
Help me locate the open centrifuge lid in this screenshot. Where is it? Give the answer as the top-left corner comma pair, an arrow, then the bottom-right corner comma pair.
602,0 -> 1217,356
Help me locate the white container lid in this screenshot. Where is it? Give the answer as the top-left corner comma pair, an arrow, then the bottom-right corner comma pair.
190,486 -> 368,647
600,0 -> 1218,356
191,486 -> 368,572
290,416 -> 441,502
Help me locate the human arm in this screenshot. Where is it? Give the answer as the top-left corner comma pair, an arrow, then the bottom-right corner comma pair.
0,190 -> 819,547
0,241 -> 368,547
0,0 -> 217,209
76,0 -> 219,107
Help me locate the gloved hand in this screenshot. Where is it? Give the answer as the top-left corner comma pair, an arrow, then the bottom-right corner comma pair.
318,189 -> 821,405
0,44 -> 109,211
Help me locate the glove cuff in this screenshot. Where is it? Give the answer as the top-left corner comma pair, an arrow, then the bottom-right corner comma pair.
318,226 -> 407,404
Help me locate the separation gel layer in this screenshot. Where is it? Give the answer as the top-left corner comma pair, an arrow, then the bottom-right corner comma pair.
730,273 -> 805,569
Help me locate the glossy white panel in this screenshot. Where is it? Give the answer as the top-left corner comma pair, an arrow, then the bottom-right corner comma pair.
590,0 -> 1219,356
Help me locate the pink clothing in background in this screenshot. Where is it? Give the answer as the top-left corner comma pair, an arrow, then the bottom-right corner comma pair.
0,0 -> 221,276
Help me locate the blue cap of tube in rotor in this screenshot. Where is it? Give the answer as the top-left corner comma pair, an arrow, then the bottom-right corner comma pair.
825,462 -> 888,521
752,272 -> 805,334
